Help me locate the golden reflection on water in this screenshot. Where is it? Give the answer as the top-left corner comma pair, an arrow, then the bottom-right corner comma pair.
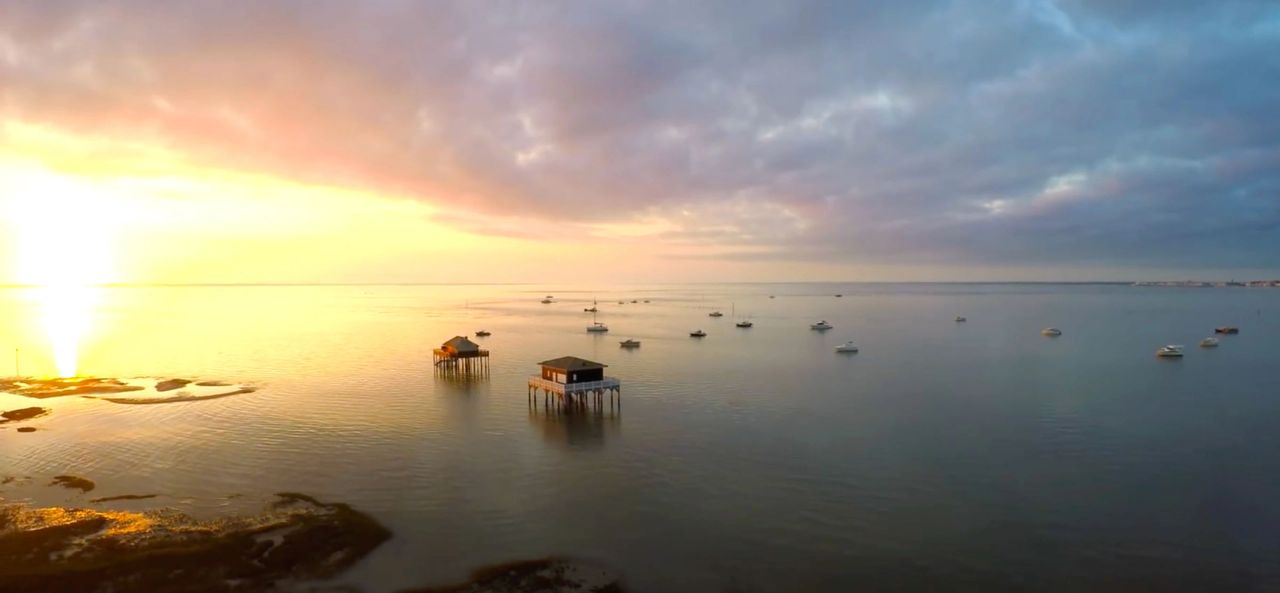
34,284 -> 96,378
8,171 -> 116,378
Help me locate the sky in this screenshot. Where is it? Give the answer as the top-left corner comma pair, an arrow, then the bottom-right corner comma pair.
1,0 -> 1278,284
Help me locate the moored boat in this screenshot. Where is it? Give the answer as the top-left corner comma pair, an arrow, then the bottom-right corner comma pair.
690,329 -> 707,338
835,341 -> 859,353
810,320 -> 833,330
586,304 -> 607,332
1199,337 -> 1219,348
474,330 -> 491,337
1156,344 -> 1185,358
1041,327 -> 1062,337
620,339 -> 641,348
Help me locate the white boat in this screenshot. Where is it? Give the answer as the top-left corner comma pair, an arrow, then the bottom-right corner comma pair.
1041,327 -> 1062,337
735,320 -> 753,328
690,330 -> 707,338
835,341 -> 859,353
1199,337 -> 1219,348
1156,344 -> 1185,358
955,316 -> 966,322
620,339 -> 641,348
810,320 -> 833,330
474,330 -> 491,337
709,311 -> 724,317
586,305 -> 608,332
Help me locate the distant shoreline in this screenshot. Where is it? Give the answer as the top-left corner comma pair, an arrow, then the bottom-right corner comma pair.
1132,280 -> 1280,288
0,280 -> 1276,288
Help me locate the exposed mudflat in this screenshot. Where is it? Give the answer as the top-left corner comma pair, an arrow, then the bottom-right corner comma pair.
0,490 -> 627,593
50,475 -> 96,492
2,377 -> 256,405
3,378 -> 144,398
0,492 -> 391,593
1,407 -> 49,422
155,378 -> 193,392
89,494 -> 159,503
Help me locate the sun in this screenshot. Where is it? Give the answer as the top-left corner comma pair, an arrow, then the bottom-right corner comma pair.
5,166 -> 117,377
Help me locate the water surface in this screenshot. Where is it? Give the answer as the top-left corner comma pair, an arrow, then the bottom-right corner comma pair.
2,283 -> 1279,592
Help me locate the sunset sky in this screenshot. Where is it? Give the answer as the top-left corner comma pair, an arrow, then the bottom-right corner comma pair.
2,1 -> 1278,284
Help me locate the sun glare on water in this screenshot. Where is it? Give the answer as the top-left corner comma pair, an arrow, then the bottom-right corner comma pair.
8,168 -> 116,378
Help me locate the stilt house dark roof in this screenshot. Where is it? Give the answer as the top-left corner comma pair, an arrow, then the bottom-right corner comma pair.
442,336 -> 481,354
537,356 -> 607,371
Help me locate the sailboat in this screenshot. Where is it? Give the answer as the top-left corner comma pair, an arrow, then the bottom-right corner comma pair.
584,298 -> 598,313
586,304 -> 608,333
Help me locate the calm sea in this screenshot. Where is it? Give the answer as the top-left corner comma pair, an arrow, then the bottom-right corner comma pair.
2,283 -> 1279,592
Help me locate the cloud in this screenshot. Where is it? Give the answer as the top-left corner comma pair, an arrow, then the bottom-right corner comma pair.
2,0 -> 1278,272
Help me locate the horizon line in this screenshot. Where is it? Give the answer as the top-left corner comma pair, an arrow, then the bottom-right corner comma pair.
0,280 -> 1177,288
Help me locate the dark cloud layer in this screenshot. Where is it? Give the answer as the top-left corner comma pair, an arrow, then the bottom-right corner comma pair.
2,0 -> 1278,270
